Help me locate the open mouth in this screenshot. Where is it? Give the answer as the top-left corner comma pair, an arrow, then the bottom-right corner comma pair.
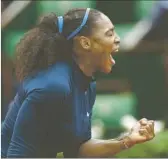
108,45 -> 120,65
109,53 -> 115,65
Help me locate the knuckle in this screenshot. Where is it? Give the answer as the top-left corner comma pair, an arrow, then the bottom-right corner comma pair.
149,120 -> 155,125
140,118 -> 147,121
145,126 -> 149,130
148,122 -> 153,125
146,125 -> 150,128
143,118 -> 148,122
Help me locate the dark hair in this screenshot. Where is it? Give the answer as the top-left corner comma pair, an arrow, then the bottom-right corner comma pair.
15,8 -> 101,82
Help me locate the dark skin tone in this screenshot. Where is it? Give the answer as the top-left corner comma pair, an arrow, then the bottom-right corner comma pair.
72,13 -> 155,157
78,118 -> 155,158
73,13 -> 120,76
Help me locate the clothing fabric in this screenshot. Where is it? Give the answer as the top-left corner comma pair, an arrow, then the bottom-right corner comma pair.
1,61 -> 96,158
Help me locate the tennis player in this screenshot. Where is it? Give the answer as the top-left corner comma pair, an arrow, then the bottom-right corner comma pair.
1,8 -> 155,158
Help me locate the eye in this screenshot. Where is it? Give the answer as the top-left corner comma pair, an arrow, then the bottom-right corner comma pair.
107,31 -> 113,36
106,29 -> 114,37
108,31 -> 113,36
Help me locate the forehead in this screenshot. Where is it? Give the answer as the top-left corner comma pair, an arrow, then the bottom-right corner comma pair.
91,13 -> 114,34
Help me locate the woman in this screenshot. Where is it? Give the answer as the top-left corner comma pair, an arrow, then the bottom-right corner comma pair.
1,8 -> 155,158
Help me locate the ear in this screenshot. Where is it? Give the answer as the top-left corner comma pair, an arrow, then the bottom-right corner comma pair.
79,36 -> 91,50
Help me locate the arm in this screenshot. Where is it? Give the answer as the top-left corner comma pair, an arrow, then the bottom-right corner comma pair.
6,91 -> 42,157
6,89 -> 61,157
78,135 -> 133,158
6,83 -> 68,158
78,118 -> 155,158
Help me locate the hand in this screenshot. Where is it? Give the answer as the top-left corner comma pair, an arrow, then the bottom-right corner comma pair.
128,118 -> 155,145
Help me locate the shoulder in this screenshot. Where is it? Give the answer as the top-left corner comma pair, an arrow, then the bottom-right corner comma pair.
23,62 -> 72,98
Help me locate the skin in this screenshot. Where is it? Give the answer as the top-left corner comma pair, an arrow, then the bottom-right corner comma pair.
72,12 -> 155,157
73,12 -> 120,76
78,118 -> 155,158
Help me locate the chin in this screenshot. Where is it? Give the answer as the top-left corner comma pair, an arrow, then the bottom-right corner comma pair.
101,66 -> 112,74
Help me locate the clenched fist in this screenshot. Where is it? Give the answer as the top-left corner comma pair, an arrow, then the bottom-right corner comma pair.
128,118 -> 155,145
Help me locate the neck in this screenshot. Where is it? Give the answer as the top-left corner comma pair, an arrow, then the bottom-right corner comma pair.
73,56 -> 95,77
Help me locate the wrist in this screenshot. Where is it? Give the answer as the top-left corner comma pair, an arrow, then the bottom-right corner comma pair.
121,136 -> 135,149
116,133 -> 135,150
116,132 -> 131,141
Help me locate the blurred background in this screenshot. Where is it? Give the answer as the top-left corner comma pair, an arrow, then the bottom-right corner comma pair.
1,0 -> 168,157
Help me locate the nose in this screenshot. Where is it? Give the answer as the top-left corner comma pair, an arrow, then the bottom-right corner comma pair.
114,32 -> 120,44
115,38 -> 120,44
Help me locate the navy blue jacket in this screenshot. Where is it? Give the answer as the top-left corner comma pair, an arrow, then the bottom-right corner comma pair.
1,61 -> 96,158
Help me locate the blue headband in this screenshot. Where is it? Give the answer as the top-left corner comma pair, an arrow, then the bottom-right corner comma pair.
57,8 -> 90,40
57,16 -> 64,33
